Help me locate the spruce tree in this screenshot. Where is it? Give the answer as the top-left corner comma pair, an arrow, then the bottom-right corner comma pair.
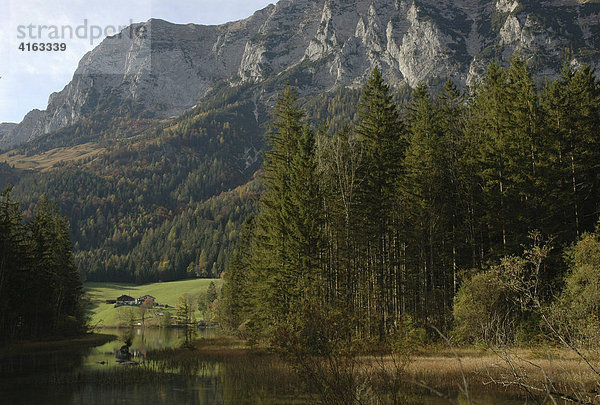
0,188 -> 29,341
437,80 -> 470,291
354,67 -> 404,339
401,83 -> 456,329
221,216 -> 255,332
28,198 -> 84,337
467,62 -> 513,257
249,86 -> 305,336
542,64 -> 600,242
504,57 -> 542,246
287,124 -> 324,305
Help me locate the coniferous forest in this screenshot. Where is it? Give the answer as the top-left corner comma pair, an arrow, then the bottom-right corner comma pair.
221,58 -> 600,345
0,189 -> 86,341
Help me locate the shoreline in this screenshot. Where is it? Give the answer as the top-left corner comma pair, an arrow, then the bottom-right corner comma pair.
151,338 -> 598,399
0,333 -> 117,356
3,332 -> 595,400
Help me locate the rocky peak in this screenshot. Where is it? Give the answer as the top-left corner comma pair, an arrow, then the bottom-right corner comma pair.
496,0 -> 519,13
305,0 -> 339,61
2,0 -> 599,149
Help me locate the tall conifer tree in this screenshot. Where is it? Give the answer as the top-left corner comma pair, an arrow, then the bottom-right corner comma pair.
402,84 -> 456,329
354,67 -> 404,339
287,125 -> 324,304
249,86 -> 304,334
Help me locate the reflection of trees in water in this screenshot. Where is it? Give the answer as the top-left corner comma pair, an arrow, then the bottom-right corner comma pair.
0,343 -> 525,404
0,348 -> 87,404
1,343 -> 305,404
0,347 -> 86,380
146,351 -> 306,403
119,329 -> 134,346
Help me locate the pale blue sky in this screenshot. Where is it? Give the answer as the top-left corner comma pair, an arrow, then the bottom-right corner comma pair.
0,0 -> 274,123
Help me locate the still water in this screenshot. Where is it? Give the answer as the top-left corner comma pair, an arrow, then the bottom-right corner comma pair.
0,329 -> 525,404
0,328 -> 311,405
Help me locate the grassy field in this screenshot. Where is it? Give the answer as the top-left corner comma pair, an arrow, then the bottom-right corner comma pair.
85,279 -> 222,328
0,142 -> 105,171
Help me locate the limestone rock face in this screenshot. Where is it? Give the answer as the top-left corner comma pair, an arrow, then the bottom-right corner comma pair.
1,110 -> 46,146
0,123 -> 16,137
3,0 -> 599,148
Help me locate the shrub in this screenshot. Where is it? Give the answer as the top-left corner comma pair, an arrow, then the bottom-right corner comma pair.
453,270 -> 519,344
551,232 -> 600,346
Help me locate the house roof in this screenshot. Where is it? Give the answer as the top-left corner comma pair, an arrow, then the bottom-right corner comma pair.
117,295 -> 135,301
138,295 -> 156,300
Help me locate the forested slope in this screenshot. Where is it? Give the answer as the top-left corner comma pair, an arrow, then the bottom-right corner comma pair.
1,86 -> 364,282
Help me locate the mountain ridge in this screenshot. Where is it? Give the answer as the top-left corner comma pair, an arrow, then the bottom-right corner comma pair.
1,0 -> 599,149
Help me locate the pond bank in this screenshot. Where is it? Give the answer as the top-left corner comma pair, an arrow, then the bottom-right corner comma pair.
0,333 -> 116,357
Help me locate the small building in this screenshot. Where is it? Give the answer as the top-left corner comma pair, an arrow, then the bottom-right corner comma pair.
105,299 -> 116,304
137,295 -> 156,306
116,295 -> 136,305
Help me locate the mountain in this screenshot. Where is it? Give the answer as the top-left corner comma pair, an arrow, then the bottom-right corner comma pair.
1,0 -> 599,282
1,0 -> 599,149
0,123 -> 16,137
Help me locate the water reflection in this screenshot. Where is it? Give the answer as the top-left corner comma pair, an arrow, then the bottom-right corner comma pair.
0,329 -> 525,404
0,328 -> 220,405
86,327 -> 210,369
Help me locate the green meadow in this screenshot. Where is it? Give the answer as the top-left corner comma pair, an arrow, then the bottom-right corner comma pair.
85,279 -> 222,328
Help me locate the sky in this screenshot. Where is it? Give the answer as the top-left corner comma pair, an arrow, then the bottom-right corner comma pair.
0,0 -> 274,124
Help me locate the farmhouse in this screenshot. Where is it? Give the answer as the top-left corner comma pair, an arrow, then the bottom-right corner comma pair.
137,295 -> 156,305
116,295 -> 136,306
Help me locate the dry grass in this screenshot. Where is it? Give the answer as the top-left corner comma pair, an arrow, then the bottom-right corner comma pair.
359,347 -> 600,399
0,142 -> 104,171
148,339 -> 600,401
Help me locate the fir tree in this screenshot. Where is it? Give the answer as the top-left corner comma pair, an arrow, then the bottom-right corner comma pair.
354,67 -> 404,339
542,64 -> 600,242
401,83 -> 455,329
287,124 -> 325,304
249,86 -> 305,335
220,216 -> 255,332
0,188 -> 28,340
28,197 -> 84,337
467,62 -> 513,257
1,191 -> 85,341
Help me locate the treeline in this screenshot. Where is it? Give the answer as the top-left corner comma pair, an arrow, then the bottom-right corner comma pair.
79,181 -> 259,283
0,189 -> 85,341
221,59 -> 600,343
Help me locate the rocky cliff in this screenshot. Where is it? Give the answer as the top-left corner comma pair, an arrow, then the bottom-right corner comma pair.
0,123 -> 16,137
2,0 -> 599,149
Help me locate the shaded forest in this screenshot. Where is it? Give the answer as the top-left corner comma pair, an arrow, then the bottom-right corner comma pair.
2,94 -> 266,283
0,190 -> 85,341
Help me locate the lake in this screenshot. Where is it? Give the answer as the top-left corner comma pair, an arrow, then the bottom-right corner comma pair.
0,328 -> 525,404
0,328 -> 312,405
